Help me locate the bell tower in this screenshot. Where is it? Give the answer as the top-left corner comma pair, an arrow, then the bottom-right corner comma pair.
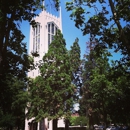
25,4 -> 62,130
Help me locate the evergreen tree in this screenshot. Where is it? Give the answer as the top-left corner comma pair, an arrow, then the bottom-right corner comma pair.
69,38 -> 81,100
80,41 -> 114,128
28,30 -> 74,130
63,38 -> 81,130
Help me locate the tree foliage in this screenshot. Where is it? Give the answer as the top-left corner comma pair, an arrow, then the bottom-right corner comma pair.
80,43 -> 112,127
80,41 -> 130,126
106,61 -> 130,124
0,76 -> 29,129
0,0 -> 59,129
27,30 -> 74,130
0,29 -> 33,129
0,0 -> 61,128
69,38 -> 82,101
65,0 -> 130,125
69,116 -> 88,126
66,0 -> 130,61
0,0 -> 43,76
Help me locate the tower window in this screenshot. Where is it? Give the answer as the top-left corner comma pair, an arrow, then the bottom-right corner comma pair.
32,23 -> 40,53
48,24 -> 50,33
36,26 -> 38,35
51,35 -> 54,41
52,23 -> 54,34
38,25 -> 40,33
47,22 -> 59,46
38,35 -> 40,43
48,34 -> 50,45
33,28 -> 35,36
33,38 -> 35,51
55,27 -> 58,34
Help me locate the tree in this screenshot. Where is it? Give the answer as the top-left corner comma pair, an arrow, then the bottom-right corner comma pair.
69,116 -> 88,126
66,0 -> 130,125
80,42 -> 99,129
0,0 -> 42,128
63,38 -> 81,130
0,0 -> 60,129
69,38 -> 82,100
87,48 -> 113,126
66,0 -> 130,63
80,40 -> 115,128
106,61 -> 130,124
0,0 -> 42,75
27,30 -> 74,130
0,28 -> 33,129
80,41 -> 130,126
0,77 -> 29,130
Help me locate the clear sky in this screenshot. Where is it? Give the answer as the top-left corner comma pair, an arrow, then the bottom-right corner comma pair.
21,0 -> 121,61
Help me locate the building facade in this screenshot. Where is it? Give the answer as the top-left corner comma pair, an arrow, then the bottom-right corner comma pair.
25,7 -> 64,130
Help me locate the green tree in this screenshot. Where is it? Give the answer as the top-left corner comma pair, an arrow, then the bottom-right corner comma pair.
66,0 -> 130,125
0,0 -> 43,74
66,0 -> 130,58
0,0 -> 60,129
0,76 -> 29,129
80,41 -> 130,126
0,0 -> 42,128
69,116 -> 88,126
69,38 -> 81,100
87,48 -> 113,126
70,38 -> 81,74
28,30 -> 74,130
106,61 -> 130,124
0,29 -> 33,129
80,41 -> 115,128
64,38 -> 81,130
70,116 -> 88,126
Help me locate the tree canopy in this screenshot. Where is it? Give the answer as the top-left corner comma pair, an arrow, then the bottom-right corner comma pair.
0,0 -> 60,129
65,0 -> 130,125
69,38 -> 82,102
66,0 -> 130,61
27,30 -> 74,130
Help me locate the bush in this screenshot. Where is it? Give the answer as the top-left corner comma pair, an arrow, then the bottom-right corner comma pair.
69,116 -> 88,126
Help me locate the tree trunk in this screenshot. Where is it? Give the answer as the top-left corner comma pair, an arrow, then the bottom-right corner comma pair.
40,118 -> 46,130
52,119 -> 57,130
89,115 -> 93,130
65,119 -> 69,130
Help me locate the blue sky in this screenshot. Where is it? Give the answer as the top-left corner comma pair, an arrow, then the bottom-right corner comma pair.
21,0 -> 121,61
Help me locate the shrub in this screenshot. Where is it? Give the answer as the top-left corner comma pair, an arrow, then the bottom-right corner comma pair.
69,116 -> 88,126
